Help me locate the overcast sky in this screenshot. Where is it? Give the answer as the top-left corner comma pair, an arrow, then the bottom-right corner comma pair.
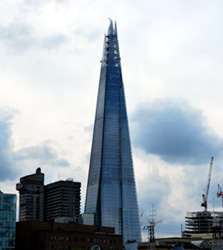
1,0 -> 223,239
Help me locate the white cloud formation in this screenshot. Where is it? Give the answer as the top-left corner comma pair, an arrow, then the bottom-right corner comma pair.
0,108 -> 71,181
131,99 -> 222,165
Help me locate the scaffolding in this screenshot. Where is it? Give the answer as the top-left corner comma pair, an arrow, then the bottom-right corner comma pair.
183,211 -> 223,237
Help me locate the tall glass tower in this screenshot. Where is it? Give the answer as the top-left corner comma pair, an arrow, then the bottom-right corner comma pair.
84,20 -> 141,243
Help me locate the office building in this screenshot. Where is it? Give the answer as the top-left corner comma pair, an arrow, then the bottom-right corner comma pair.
17,169 -> 81,222
16,221 -> 123,250
16,167 -> 44,221
44,179 -> 81,221
0,191 -> 16,249
84,20 -> 141,243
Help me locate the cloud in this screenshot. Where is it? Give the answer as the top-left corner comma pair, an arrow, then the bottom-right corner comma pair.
0,108 -> 18,180
40,33 -> 67,50
0,22 -> 67,52
84,123 -> 93,133
73,27 -> 101,43
0,107 -> 70,181
14,141 -> 70,167
134,150 -> 216,237
131,99 -> 222,165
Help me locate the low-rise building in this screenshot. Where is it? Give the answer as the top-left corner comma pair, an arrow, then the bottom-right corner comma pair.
138,237 -> 198,250
15,220 -> 123,250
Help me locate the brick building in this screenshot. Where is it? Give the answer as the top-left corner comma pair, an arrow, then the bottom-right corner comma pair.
15,221 -> 123,250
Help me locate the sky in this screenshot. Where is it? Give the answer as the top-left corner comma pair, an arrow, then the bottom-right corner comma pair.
0,0 -> 223,240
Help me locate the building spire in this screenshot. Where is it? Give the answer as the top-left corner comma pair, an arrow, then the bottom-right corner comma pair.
100,19 -> 121,68
114,21 -> 117,35
108,18 -> 113,35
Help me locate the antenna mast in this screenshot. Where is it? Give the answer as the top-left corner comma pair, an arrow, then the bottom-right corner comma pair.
141,205 -> 162,250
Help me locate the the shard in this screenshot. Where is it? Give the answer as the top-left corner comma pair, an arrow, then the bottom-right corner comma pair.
84,20 -> 141,243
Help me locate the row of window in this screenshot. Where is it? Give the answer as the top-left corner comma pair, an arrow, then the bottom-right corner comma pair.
51,246 -> 120,250
0,212 -> 16,221
0,238 -> 15,247
0,221 -> 15,229
0,229 -> 15,238
49,236 -> 119,245
51,246 -> 70,250
0,195 -> 16,204
0,248 -> 15,250
0,204 -> 16,212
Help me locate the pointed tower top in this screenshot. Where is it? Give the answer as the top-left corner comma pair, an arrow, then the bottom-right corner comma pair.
107,18 -> 117,36
114,21 -> 117,34
108,18 -> 113,35
101,19 -> 120,67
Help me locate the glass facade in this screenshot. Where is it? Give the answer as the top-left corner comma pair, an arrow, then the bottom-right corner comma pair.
0,192 -> 16,250
85,20 -> 141,243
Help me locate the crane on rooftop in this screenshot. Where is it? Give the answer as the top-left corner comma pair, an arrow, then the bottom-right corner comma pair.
201,156 -> 214,211
217,183 -> 223,211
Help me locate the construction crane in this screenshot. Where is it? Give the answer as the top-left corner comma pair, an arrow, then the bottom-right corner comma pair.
217,184 -> 223,211
201,156 -> 214,211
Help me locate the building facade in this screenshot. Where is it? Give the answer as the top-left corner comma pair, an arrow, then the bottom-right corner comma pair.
44,179 -> 81,221
0,191 -> 16,250
17,169 -> 81,223
84,20 -> 141,243
138,238 -> 198,250
16,221 -> 123,250
16,167 -> 44,221
183,211 -> 223,237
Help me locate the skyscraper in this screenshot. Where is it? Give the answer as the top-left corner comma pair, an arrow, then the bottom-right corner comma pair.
16,168 -> 44,221
17,169 -> 81,223
84,20 -> 141,243
0,191 -> 16,249
44,179 -> 81,221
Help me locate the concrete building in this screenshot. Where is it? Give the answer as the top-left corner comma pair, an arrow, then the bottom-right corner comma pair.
183,211 -> 223,237
16,169 -> 81,223
15,221 -> 123,250
0,191 -> 16,250
84,19 -> 141,243
44,179 -> 81,221
16,167 -> 44,221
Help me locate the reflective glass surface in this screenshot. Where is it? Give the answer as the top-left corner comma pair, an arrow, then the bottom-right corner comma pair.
85,21 -> 141,243
0,193 -> 16,249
